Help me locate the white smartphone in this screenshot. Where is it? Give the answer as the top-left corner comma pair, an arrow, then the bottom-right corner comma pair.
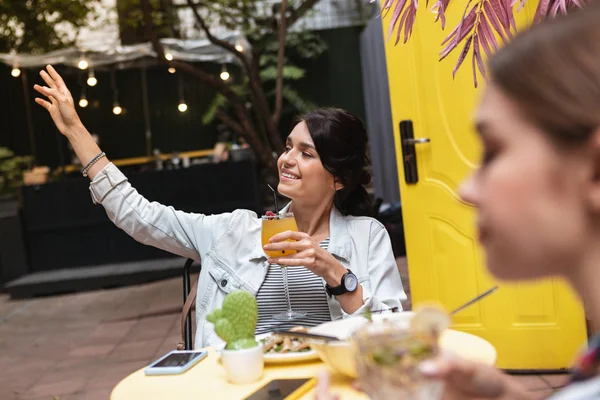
144,350 -> 208,376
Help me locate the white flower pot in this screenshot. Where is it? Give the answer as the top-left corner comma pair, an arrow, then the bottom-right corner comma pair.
221,344 -> 264,384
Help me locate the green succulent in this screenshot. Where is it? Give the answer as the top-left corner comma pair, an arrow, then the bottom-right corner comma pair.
207,290 -> 259,350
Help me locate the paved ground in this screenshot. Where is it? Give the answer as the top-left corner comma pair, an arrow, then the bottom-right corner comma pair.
0,258 -> 566,399
0,275 -> 187,400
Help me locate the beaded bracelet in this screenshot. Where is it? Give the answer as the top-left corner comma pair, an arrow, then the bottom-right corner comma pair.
81,151 -> 106,177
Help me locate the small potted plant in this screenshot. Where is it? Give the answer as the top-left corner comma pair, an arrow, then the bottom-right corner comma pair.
207,290 -> 264,384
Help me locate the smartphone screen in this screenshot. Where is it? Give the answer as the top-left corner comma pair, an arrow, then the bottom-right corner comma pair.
150,351 -> 205,368
244,379 -> 310,400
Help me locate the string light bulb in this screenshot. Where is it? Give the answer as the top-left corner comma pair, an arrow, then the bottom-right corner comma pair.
168,67 -> 176,74
78,57 -> 88,70
177,74 -> 187,113
110,68 -> 121,115
11,67 -> 21,78
78,78 -> 88,108
220,64 -> 230,81
165,52 -> 173,61
87,69 -> 97,86
235,44 -> 243,52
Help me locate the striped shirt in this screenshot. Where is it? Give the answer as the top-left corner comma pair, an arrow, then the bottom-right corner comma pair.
255,238 -> 332,335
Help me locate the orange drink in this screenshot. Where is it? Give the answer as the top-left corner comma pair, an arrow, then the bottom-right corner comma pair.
261,212 -> 306,320
261,212 -> 298,259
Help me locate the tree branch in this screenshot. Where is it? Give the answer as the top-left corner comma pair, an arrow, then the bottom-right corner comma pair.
140,0 -> 241,105
216,107 -> 271,168
185,0 -> 281,141
215,109 -> 244,136
272,0 -> 288,125
185,0 -> 251,70
141,0 -> 276,170
287,0 -> 320,27
229,107 -> 278,170
186,0 -> 285,153
249,54 -> 284,154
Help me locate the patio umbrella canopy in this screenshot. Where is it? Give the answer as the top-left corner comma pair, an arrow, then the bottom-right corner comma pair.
0,0 -> 249,70
0,35 -> 250,70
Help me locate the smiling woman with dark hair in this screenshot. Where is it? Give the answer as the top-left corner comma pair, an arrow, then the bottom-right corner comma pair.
31,70 -> 406,349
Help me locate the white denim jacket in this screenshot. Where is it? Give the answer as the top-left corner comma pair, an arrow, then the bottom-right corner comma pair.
90,163 -> 407,348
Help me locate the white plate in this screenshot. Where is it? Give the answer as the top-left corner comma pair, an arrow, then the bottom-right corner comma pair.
257,333 -> 319,364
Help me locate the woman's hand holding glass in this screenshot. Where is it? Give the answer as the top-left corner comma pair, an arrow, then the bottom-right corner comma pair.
316,355 -> 533,400
263,230 -> 347,285
418,354 -> 533,400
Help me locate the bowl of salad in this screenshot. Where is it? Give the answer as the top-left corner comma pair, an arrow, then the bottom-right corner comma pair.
307,308 -> 495,380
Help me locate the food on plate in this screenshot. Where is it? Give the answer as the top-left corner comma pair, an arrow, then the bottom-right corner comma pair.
262,326 -> 312,354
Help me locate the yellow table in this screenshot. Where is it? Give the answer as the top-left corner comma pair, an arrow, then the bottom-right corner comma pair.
111,330 -> 497,400
110,348 -> 365,400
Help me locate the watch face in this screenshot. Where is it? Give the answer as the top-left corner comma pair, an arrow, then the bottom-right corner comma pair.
344,273 -> 358,292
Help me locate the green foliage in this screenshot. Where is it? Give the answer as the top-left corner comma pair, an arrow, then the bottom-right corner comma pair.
202,93 -> 228,126
260,65 -> 305,81
0,0 -> 100,53
0,147 -> 33,198
281,86 -> 315,114
201,84 -> 247,125
262,30 -> 328,60
116,0 -> 180,42
206,290 -> 259,350
203,30 -> 327,126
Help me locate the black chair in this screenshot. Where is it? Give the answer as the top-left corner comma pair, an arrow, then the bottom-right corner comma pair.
182,258 -> 199,350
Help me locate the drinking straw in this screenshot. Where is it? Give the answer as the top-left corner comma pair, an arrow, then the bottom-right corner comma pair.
267,184 -> 278,212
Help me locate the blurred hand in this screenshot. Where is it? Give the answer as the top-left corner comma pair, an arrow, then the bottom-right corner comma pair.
33,65 -> 82,136
213,142 -> 229,163
419,354 -> 534,400
315,370 -> 339,400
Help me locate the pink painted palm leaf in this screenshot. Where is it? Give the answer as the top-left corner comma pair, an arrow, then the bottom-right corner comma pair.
379,0 -> 586,88
452,35 -> 473,78
439,6 -> 476,60
431,0 -> 451,29
535,0 -> 585,21
386,0 -> 420,45
387,0 -> 410,40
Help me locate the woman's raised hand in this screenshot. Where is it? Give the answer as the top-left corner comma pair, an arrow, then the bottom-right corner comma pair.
33,65 -> 82,136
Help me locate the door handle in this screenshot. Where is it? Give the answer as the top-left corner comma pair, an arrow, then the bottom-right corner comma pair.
403,138 -> 430,145
399,120 -> 420,184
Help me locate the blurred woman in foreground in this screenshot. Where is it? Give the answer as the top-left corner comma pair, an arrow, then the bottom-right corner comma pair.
319,1 -> 600,399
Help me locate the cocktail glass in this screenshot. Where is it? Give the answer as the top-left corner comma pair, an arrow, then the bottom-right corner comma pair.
352,319 -> 443,400
261,212 -> 307,320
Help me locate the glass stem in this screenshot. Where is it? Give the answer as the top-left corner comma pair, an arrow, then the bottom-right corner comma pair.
282,266 -> 293,315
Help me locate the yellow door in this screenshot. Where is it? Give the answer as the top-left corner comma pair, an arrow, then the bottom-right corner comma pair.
382,2 -> 587,369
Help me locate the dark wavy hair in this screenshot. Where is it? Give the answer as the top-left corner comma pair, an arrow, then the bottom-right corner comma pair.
295,108 -> 372,216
